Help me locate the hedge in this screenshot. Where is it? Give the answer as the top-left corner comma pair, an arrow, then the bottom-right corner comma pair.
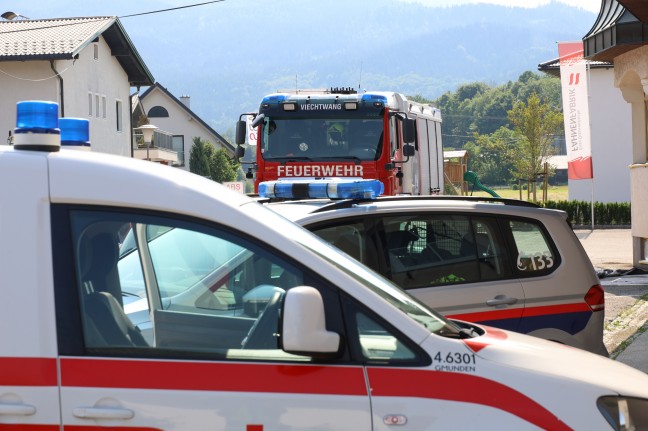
539,200 -> 631,226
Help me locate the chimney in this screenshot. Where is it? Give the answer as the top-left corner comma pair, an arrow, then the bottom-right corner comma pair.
180,95 -> 190,108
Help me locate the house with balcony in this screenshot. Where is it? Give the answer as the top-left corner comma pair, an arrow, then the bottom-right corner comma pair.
581,0 -> 648,267
137,82 -> 234,170
0,15 -> 154,155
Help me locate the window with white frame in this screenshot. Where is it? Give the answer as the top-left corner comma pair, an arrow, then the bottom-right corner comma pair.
88,93 -> 93,117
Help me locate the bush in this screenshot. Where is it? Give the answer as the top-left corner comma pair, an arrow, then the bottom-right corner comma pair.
539,200 -> 631,226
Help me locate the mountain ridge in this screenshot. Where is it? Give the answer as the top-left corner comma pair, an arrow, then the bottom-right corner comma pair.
16,0 -> 598,136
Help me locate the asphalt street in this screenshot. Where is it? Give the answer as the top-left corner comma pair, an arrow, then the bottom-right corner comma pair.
575,229 -> 648,372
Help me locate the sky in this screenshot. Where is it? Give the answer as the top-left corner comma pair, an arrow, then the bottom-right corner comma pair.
6,0 -> 602,18
400,0 -> 600,13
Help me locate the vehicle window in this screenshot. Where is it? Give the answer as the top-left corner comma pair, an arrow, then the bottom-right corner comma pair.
355,310 -> 417,363
70,210 -> 337,362
311,222 -> 380,268
380,214 -> 510,288
509,219 -> 557,275
260,117 -> 381,160
389,116 -> 398,156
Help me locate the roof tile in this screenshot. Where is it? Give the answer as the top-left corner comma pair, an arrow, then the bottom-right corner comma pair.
0,17 -> 114,58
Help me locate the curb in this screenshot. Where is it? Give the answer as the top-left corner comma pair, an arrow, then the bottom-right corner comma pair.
605,293 -> 648,358
573,225 -> 631,230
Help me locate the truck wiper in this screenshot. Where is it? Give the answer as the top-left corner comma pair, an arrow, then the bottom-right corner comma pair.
268,156 -> 313,162
316,156 -> 362,164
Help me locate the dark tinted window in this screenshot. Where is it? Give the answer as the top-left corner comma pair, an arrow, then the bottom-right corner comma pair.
311,213 -> 512,289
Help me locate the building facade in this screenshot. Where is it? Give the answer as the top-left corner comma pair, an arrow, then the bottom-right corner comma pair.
583,0 -> 648,268
0,16 -> 154,155
139,83 -> 234,172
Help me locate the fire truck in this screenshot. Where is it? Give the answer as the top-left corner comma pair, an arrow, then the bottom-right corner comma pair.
235,87 -> 444,196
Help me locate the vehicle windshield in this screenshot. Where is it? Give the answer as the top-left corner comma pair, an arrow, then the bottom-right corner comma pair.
281,223 -> 459,336
260,117 -> 383,161
319,247 -> 456,335
118,201 -> 458,338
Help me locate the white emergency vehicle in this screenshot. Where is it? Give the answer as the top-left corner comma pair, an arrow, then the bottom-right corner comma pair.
259,179 -> 608,356
3,101 -> 648,430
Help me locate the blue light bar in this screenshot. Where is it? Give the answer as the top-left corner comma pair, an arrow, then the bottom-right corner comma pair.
60,118 -> 90,150
258,179 -> 384,200
15,100 -> 59,132
361,94 -> 389,104
260,94 -> 288,105
13,100 -> 60,152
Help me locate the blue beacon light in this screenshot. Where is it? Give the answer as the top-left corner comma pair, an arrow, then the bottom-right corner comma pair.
13,100 -> 60,152
60,118 -> 90,150
258,179 -> 384,200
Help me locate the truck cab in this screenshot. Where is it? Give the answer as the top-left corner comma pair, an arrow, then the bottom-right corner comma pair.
236,88 -> 444,196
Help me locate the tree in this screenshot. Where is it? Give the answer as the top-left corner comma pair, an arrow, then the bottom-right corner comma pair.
434,71 -> 563,149
189,137 -> 240,183
464,127 -> 521,185
508,92 -> 562,199
210,147 -> 239,183
189,136 -> 213,178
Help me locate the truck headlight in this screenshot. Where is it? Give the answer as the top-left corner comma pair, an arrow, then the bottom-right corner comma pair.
598,396 -> 648,430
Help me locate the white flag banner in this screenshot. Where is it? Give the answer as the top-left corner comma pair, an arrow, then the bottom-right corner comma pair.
558,41 -> 593,180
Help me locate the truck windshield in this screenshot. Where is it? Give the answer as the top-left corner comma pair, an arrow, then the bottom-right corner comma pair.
260,117 -> 383,161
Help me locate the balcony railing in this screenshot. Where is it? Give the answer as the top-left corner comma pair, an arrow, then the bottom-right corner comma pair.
133,128 -> 180,165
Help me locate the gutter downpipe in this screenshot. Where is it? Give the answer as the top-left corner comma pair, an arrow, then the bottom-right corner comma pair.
130,87 -> 139,158
50,60 -> 64,117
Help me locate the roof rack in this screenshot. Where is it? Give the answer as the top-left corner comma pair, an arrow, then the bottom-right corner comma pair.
253,194 -> 542,212
298,195 -> 541,214
371,195 -> 541,208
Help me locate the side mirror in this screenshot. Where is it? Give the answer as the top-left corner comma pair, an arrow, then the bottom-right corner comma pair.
403,143 -> 415,157
402,118 -> 416,144
281,286 -> 340,357
235,120 -> 247,146
243,284 -> 284,317
235,145 -> 245,160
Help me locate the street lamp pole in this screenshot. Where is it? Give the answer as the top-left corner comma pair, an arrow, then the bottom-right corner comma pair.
135,124 -> 157,161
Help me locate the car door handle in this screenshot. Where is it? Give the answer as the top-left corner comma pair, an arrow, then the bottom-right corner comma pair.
486,295 -> 518,307
73,407 -> 135,420
0,403 -> 36,416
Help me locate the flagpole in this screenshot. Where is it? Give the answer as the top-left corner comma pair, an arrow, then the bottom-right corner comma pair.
587,62 -> 594,231
591,179 -> 594,231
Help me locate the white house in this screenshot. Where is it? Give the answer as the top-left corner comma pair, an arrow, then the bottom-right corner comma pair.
538,58 -> 632,203
138,82 -> 234,170
0,16 -> 154,155
581,0 -> 648,268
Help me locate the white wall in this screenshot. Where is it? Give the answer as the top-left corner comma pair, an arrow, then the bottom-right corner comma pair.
568,67 -> 632,203
0,62 -> 58,144
0,36 -> 132,156
61,37 -> 132,156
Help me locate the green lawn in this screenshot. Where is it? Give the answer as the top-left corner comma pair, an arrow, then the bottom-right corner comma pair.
464,185 -> 569,202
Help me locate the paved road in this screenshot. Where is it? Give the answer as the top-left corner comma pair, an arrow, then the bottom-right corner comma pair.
576,229 -> 648,372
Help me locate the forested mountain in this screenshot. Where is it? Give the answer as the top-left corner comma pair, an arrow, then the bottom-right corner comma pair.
431,70 -> 562,149
428,70 -> 564,186
18,0 -> 597,136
